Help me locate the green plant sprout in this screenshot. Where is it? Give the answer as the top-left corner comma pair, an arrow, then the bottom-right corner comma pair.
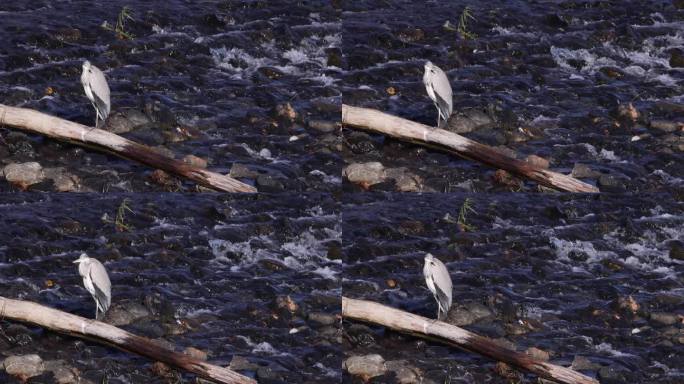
458,6 -> 477,40
102,6 -> 135,40
457,198 -> 477,231
114,198 -> 133,232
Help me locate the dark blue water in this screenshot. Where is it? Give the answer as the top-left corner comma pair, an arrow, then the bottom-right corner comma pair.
0,193 -> 340,383
0,0 -> 341,193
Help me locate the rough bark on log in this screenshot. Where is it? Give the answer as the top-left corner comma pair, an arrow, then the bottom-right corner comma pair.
342,105 -> 599,193
0,297 -> 255,384
342,297 -> 598,384
0,104 -> 256,193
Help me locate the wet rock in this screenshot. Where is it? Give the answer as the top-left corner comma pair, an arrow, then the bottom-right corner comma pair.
55,28 -> 81,42
385,167 -> 423,192
616,102 -> 639,125
494,146 -> 518,159
150,361 -> 173,378
43,167 -> 81,192
447,302 -> 493,326
343,162 -> 386,188
326,47 -> 343,67
612,295 -> 639,315
182,155 -> 208,168
2,354 -> 45,381
273,102 -> 297,123
447,109 -> 495,133
525,155 -> 550,169
385,360 -> 420,383
276,295 -> 299,314
669,242 -> 684,261
599,67 -> 624,79
308,119 -> 338,133
5,131 -> 36,158
597,174 -> 626,192
257,66 -> 286,80
257,366 -> 282,380
308,312 -> 336,326
650,312 -> 679,326
397,220 -> 425,236
258,148 -> 272,159
183,347 -> 208,361
506,130 -> 530,144
505,321 -> 531,336
492,338 -> 517,351
107,302 -> 151,326
494,361 -> 521,381
343,354 -> 387,381
669,48 -> 684,68
146,102 -> 178,130
4,324 -> 32,346
152,145 -> 176,159
229,355 -> 259,371
256,174 -> 285,192
598,365 -> 630,383
571,163 -> 601,179
2,162 -> 45,189
525,347 -> 550,361
571,355 -> 600,371
544,13 -> 569,29
655,293 -> 684,307
230,163 -> 258,179
44,360 -> 78,384
345,131 -> 379,155
106,111 -> 138,134
492,169 -> 522,190
397,28 -> 424,43
163,321 -> 188,336
149,169 -> 181,191
650,120 -> 681,133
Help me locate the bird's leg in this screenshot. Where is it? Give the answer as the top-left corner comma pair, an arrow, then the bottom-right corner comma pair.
83,113 -> 98,141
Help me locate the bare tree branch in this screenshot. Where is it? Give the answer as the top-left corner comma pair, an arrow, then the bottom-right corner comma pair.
342,105 -> 599,193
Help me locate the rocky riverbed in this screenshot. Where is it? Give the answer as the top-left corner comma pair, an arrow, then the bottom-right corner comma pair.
342,191 -> 683,383
0,193 -> 340,383
341,0 -> 683,193
0,0 -> 342,193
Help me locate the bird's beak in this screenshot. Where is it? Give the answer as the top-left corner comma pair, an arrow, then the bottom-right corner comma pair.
73,260 -> 81,264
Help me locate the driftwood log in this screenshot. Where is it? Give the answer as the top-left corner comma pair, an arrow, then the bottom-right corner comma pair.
0,297 -> 255,384
0,104 -> 256,193
342,105 -> 599,193
342,297 -> 598,384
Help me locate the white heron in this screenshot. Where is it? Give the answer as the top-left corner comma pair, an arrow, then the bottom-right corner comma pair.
81,61 -> 111,129
423,253 -> 453,321
423,61 -> 453,129
74,253 -> 111,320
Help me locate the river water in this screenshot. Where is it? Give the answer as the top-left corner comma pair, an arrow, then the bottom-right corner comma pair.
0,193 -> 341,383
1,0 -> 683,383
342,0 -> 683,193
341,1 -> 683,383
0,0 -> 341,193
